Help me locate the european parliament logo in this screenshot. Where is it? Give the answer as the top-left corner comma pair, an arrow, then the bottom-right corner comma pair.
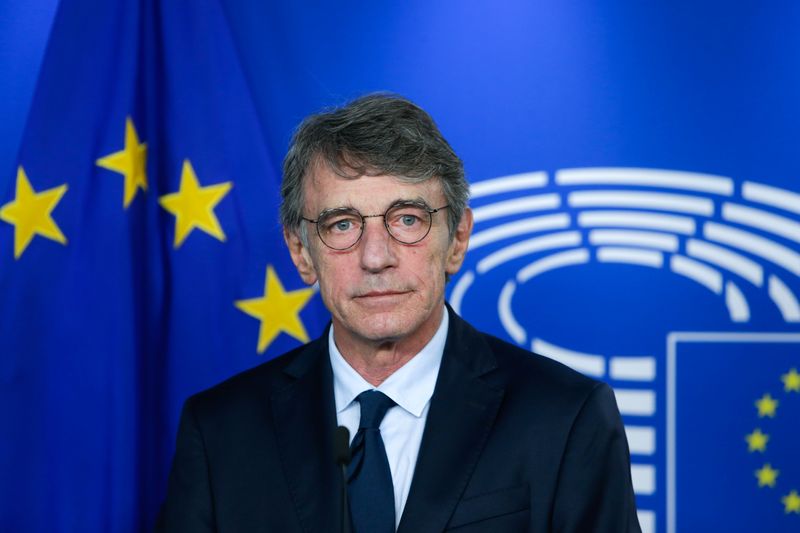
449,168 -> 800,533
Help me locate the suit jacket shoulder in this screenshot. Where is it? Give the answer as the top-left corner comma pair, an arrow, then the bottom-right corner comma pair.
158,332 -> 338,533
444,313 -> 605,436
186,337 -> 318,411
484,330 -> 600,398
482,330 -> 609,436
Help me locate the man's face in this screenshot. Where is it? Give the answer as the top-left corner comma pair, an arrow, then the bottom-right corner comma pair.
285,163 -> 472,349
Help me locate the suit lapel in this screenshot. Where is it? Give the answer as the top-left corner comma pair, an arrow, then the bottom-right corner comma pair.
397,309 -> 505,533
271,333 -> 342,533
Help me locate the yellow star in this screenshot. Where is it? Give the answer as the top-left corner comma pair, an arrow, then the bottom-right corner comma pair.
755,464 -> 779,488
782,490 -> 800,514
96,116 -> 147,208
745,428 -> 769,453
158,160 -> 232,248
755,393 -> 779,418
0,166 -> 68,259
782,368 -> 800,393
235,265 -> 315,354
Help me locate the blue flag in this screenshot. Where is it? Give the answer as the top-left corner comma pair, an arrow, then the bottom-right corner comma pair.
670,335 -> 800,531
0,1 -> 327,529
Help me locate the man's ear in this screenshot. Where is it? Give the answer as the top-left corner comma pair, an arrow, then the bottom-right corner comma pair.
284,228 -> 318,285
445,207 -> 473,276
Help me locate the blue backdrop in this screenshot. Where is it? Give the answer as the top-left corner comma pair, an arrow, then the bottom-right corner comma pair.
2,1 -> 799,532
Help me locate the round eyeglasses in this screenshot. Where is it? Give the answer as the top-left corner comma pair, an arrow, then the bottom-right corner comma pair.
302,202 -> 450,250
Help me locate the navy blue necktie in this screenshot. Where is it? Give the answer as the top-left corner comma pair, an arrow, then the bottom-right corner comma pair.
347,390 -> 397,533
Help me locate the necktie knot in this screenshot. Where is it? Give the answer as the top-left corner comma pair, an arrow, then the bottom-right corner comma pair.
356,390 -> 396,430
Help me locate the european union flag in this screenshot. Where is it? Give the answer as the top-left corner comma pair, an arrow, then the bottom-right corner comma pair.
670,334 -> 800,532
0,1 -> 327,530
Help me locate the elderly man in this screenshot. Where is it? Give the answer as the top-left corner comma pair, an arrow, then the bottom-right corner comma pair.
158,94 -> 641,532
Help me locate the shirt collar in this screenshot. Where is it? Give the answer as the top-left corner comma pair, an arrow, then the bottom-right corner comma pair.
329,308 -> 448,418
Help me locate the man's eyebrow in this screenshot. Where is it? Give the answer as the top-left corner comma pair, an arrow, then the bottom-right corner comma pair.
316,204 -> 358,218
388,197 -> 431,209
316,198 -> 432,217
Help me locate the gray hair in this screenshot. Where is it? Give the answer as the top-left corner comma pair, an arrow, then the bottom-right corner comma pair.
280,93 -> 469,244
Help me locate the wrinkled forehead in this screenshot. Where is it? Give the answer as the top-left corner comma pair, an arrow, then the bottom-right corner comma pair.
303,161 -> 444,215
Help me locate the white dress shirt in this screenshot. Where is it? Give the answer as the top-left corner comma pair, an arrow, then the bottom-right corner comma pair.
329,309 -> 448,529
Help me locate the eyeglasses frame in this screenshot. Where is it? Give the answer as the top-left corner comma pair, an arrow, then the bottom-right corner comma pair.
302,202 -> 450,250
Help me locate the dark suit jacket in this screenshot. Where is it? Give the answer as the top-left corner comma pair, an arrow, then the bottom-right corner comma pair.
157,309 -> 641,532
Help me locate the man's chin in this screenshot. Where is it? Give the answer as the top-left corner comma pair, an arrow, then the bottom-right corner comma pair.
354,323 -> 408,344
339,314 -> 412,344
333,302 -> 442,347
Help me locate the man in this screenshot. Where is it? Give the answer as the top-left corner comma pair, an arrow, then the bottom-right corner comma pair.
157,94 -> 641,532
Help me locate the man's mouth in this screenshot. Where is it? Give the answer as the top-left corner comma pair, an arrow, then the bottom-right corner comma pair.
357,290 -> 408,297
354,290 -> 411,301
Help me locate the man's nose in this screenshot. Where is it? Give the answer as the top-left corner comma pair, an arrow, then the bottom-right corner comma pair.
359,219 -> 397,272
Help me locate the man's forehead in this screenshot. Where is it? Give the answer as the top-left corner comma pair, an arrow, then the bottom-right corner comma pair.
304,166 -> 444,210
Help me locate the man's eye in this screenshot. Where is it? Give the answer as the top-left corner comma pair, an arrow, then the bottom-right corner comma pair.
400,214 -> 420,226
324,216 -> 359,233
389,208 -> 426,230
